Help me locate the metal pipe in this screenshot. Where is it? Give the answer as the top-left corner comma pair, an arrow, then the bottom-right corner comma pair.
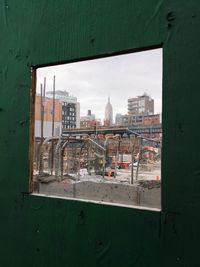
40,84 -> 44,139
77,142 -> 85,180
43,136 -> 59,145
60,137 -> 70,179
43,76 -> 46,129
51,75 -> 56,175
135,137 -> 142,180
39,84 -> 44,175
88,137 -> 106,151
54,138 -> 62,179
114,139 -> 120,178
52,75 -> 56,136
130,136 -> 136,184
87,140 -> 91,175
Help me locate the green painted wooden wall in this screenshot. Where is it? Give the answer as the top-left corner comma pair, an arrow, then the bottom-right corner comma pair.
0,0 -> 199,266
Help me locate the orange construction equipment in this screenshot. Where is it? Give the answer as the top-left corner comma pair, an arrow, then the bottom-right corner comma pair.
156,175 -> 160,181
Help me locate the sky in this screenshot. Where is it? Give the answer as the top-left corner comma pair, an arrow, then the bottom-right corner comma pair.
36,48 -> 162,122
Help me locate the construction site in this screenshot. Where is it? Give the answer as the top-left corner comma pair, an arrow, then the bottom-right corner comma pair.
33,59 -> 162,209
33,127 -> 161,209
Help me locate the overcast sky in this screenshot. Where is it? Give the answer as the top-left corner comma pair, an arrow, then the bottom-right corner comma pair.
37,48 -> 162,121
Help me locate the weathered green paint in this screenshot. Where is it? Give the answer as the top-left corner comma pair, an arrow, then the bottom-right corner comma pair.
0,0 -> 199,266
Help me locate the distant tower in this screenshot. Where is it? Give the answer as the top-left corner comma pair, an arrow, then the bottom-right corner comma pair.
104,97 -> 113,126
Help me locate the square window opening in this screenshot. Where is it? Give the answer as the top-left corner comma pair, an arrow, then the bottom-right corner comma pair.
31,48 -> 162,210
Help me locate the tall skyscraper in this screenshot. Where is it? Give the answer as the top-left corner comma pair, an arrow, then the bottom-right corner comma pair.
104,97 -> 113,126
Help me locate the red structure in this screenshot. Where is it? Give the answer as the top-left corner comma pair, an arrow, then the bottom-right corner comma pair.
143,114 -> 160,125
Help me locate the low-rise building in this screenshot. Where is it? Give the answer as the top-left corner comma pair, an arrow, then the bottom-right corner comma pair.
80,110 -> 101,128
34,95 -> 62,137
143,114 -> 160,125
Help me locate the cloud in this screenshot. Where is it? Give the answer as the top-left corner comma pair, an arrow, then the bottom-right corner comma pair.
37,48 -> 162,120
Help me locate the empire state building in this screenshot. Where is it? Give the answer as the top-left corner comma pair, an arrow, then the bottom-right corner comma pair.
104,97 -> 113,126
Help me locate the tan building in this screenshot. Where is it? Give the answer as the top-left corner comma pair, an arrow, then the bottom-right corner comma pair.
35,95 -> 62,137
128,93 -> 154,115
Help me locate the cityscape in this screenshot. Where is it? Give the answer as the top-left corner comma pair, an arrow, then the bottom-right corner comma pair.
33,50 -> 162,209
34,90 -> 161,138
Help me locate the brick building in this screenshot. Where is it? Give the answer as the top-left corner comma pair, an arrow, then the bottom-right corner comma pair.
34,95 -> 62,137
80,110 -> 101,128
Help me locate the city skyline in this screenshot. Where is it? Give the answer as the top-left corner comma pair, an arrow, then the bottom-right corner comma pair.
38,93 -> 160,126
36,48 -> 162,121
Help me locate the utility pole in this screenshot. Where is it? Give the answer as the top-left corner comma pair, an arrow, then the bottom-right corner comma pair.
114,138 -> 120,178
130,136 -> 136,184
52,75 -> 55,137
39,83 -> 44,175
51,75 -> 56,175
135,137 -> 142,180
87,140 -> 91,175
